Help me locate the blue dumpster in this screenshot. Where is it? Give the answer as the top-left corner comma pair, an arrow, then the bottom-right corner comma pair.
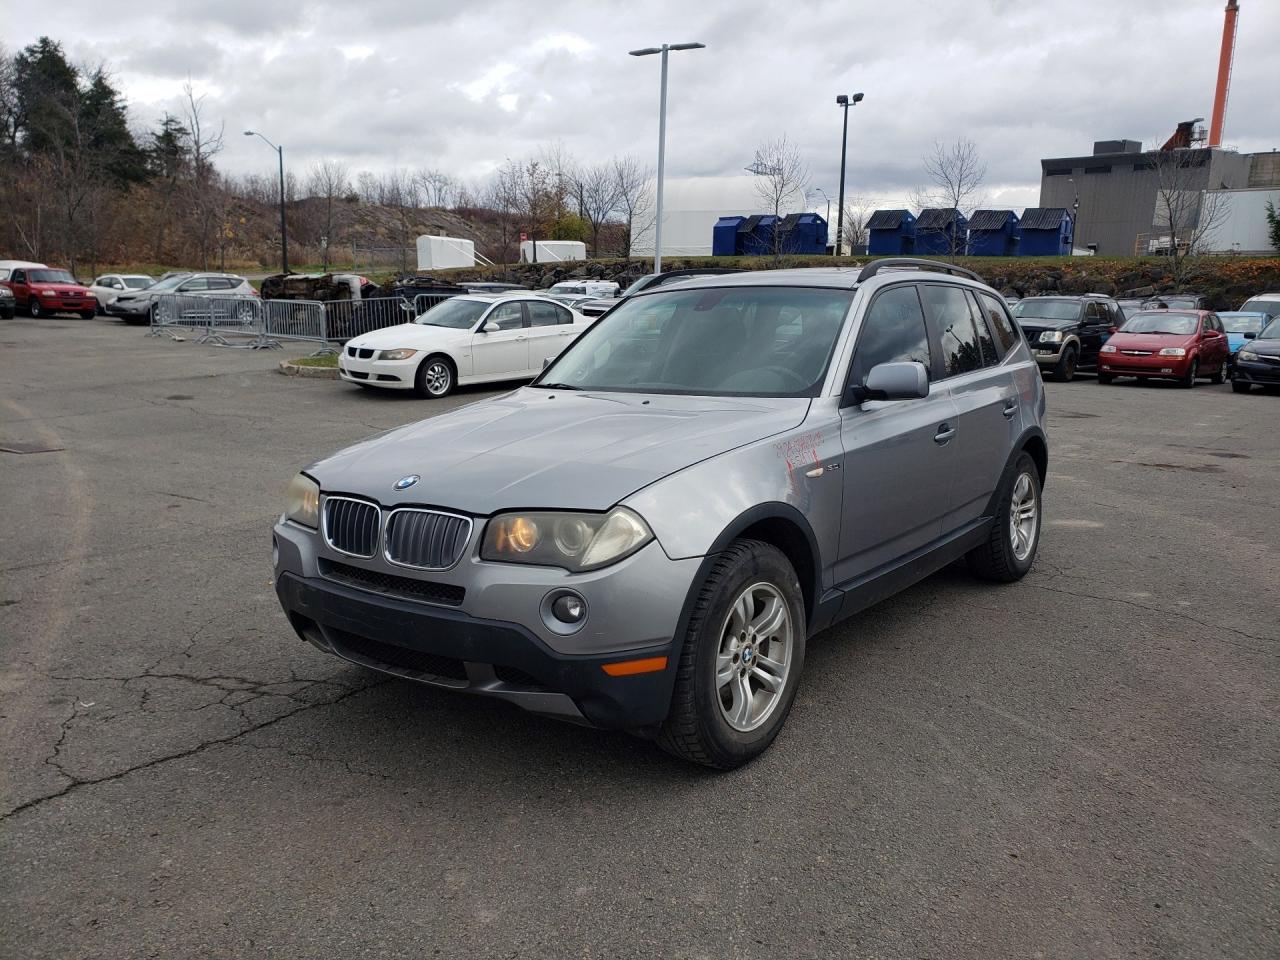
914,208 -> 969,256
713,216 -> 746,256
740,215 -> 780,256
776,212 -> 829,254
867,209 -> 916,255
967,209 -> 1020,256
1018,208 -> 1073,256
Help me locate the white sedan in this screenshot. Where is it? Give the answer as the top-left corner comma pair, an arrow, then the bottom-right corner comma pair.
338,293 -> 594,398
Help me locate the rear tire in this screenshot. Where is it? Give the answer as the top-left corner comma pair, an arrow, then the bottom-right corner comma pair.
1178,359 -> 1198,389
1231,380 -> 1251,394
414,355 -> 455,398
658,539 -> 806,770
968,451 -> 1041,583
1051,345 -> 1078,382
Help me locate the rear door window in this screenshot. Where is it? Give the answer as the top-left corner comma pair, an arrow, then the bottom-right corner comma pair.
975,291 -> 1020,353
526,301 -> 565,327
964,292 -> 1000,365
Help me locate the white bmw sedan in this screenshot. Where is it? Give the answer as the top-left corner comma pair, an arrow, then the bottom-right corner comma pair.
338,293 -> 593,398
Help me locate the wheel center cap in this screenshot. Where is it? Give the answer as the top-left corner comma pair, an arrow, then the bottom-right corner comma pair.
741,646 -> 754,665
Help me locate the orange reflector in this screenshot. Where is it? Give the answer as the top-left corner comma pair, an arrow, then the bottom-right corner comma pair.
601,656 -> 668,677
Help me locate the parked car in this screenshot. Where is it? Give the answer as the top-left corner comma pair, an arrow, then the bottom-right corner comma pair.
462,282 -> 528,294
108,272 -> 256,325
1115,297 -> 1148,321
1011,294 -> 1122,381
619,268 -> 743,297
1218,311 -> 1273,362
1239,293 -> 1280,318
0,283 -> 15,319
88,274 -> 154,312
1230,316 -> 1280,393
1098,309 -> 1230,387
1,266 -> 97,318
1142,293 -> 1209,311
537,292 -> 598,310
274,260 -> 1047,768
0,259 -> 47,282
338,293 -> 593,397
547,279 -> 621,299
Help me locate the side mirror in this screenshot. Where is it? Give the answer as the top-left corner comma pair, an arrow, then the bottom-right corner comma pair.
476,321 -> 490,334
850,361 -> 930,404
1243,331 -> 1256,340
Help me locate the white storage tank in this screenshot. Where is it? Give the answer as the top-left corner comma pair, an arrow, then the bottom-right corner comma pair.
416,235 -> 476,270
518,240 -> 587,263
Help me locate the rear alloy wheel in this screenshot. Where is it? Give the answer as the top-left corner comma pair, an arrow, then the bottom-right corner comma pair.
414,356 -> 455,398
968,451 -> 1041,582
659,539 -> 805,769
1178,359 -> 1198,389
1052,345 -> 1078,382
1231,380 -> 1251,394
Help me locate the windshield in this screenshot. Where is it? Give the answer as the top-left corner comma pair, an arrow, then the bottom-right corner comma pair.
1219,313 -> 1266,334
538,286 -> 852,397
1242,297 -> 1280,317
1120,312 -> 1198,335
620,275 -> 657,298
415,297 -> 488,328
1012,300 -> 1080,321
29,269 -> 77,284
1260,318 -> 1280,340
123,277 -> 152,290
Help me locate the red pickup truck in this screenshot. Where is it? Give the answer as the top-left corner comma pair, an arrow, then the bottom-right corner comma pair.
2,266 -> 97,318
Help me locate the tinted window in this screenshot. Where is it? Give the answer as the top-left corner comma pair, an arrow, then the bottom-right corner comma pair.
526,301 -> 565,327
921,284 -> 984,377
485,302 -> 525,331
976,291 -> 1020,353
11,270 -> 24,283
848,285 -> 931,386
179,277 -> 210,292
965,292 -> 1000,365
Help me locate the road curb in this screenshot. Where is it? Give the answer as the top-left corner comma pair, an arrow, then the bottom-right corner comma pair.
277,360 -> 339,380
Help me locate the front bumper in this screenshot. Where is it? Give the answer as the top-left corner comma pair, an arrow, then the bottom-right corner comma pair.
1031,343 -> 1068,364
36,296 -> 96,313
337,350 -> 417,388
107,299 -> 151,318
1098,351 -> 1192,378
272,518 -> 701,730
1232,356 -> 1280,385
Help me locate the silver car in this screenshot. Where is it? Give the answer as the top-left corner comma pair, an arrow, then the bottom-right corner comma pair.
273,259 -> 1048,768
109,272 -> 256,325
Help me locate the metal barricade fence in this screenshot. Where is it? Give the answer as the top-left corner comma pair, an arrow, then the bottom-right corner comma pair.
147,293 -> 266,346
260,299 -> 329,353
322,296 -> 418,344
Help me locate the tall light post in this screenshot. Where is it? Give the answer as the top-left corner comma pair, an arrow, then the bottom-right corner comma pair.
809,187 -> 832,237
244,130 -> 289,274
630,42 -> 705,273
834,92 -> 863,257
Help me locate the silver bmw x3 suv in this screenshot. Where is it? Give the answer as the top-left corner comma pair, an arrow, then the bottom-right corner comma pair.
273,259 -> 1048,768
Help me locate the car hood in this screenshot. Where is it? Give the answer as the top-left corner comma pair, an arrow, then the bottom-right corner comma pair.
348,323 -> 466,348
1241,337 -> 1280,358
307,389 -> 811,514
34,282 -> 91,294
1107,332 -> 1196,350
1015,317 -> 1077,332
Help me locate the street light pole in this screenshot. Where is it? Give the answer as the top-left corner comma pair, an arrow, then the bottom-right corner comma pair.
834,92 -> 863,258
630,42 -> 705,273
244,130 -> 289,274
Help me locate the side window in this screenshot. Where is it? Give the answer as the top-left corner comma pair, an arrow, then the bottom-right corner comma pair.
1085,301 -> 1101,321
964,291 -> 1000,365
179,277 -> 209,292
976,291 -> 1020,353
555,304 -> 574,325
12,270 -> 25,284
526,301 -> 563,327
485,302 -> 525,331
847,285 -> 932,387
211,278 -> 236,290
93,277 -> 106,287
920,284 -> 984,377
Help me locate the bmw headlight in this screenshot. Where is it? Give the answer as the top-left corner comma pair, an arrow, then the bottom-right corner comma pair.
1039,330 -> 1064,343
1158,347 -> 1187,357
1238,349 -> 1259,361
1100,344 -> 1117,353
482,507 -> 653,572
378,348 -> 418,360
284,473 -> 320,528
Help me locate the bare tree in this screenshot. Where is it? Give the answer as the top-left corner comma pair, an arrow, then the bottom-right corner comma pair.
612,154 -> 652,257
182,80 -> 224,269
307,158 -> 349,270
416,168 -> 456,209
914,137 -> 986,258
1150,149 -> 1232,289
748,135 -> 810,255
381,168 -> 419,272
575,161 -> 621,256
839,195 -> 875,254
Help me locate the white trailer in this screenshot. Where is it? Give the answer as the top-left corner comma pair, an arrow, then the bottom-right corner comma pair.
416,235 -> 476,270
518,240 -> 586,263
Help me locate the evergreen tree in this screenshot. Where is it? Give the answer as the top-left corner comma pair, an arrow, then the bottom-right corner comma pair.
12,37 -> 79,154
79,69 -> 147,185
1266,200 -> 1280,255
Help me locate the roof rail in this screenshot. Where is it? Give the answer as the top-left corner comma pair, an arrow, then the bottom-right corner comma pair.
856,258 -> 984,284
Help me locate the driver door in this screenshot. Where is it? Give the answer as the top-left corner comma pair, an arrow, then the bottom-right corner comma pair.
836,283 -> 958,586
471,301 -> 528,378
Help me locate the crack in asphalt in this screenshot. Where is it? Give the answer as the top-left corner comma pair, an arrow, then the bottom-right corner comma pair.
238,741 -> 397,782
0,681 -> 384,823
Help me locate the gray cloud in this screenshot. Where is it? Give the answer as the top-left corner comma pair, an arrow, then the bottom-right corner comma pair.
10,0 -> 1278,210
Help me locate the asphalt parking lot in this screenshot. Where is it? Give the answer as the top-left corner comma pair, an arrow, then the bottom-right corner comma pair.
2,315 -> 1277,960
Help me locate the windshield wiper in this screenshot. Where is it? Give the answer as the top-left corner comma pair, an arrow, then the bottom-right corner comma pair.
536,382 -> 582,390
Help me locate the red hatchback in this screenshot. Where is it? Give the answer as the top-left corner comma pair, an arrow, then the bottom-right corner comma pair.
1097,309 -> 1230,388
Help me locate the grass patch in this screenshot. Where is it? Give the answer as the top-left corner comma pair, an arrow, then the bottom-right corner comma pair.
290,354 -> 338,368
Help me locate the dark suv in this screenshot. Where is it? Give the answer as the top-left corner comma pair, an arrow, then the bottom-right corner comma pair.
1011,295 -> 1122,381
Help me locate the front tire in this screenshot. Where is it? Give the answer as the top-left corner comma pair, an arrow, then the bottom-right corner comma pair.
28,300 -> 42,318
414,355 -> 456,398
659,540 -> 806,769
1231,380 -> 1251,394
968,451 -> 1041,583
80,310 -> 96,320
1051,344 -> 1078,382
1178,359 -> 1198,389
1097,373 -> 1114,385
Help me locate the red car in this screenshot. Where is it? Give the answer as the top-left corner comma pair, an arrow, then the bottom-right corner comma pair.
1097,309 -> 1230,388
2,266 -> 97,319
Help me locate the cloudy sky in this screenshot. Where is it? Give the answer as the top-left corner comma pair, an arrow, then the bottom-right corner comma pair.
9,0 -> 1279,211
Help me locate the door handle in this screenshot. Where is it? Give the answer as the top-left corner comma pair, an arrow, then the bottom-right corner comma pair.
1002,401 -> 1017,419
934,423 -> 956,444
515,335 -> 527,342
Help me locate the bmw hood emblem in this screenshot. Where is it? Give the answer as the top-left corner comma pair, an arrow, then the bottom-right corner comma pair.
394,475 -> 420,491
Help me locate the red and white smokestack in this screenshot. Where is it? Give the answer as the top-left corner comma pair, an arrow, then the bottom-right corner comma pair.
1208,0 -> 1240,148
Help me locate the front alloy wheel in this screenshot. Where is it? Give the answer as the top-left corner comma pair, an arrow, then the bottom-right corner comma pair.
28,299 -> 43,318
715,582 -> 794,732
415,357 -> 455,398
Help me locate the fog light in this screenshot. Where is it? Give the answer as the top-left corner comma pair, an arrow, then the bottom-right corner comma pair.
552,593 -> 586,624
